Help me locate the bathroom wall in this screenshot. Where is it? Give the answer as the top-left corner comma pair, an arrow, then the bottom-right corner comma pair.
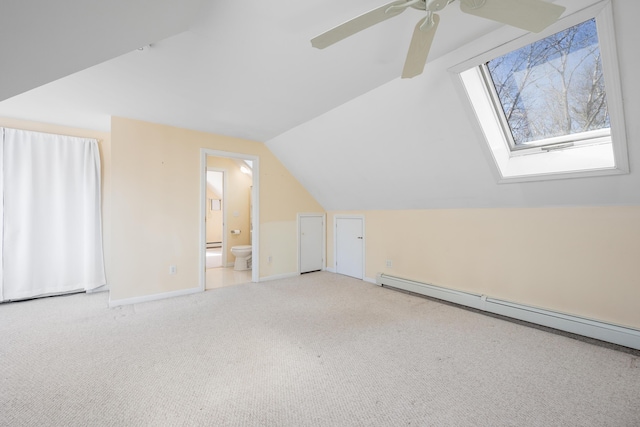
206,156 -> 252,264
109,116 -> 324,302
205,186 -> 223,244
327,207 -> 640,330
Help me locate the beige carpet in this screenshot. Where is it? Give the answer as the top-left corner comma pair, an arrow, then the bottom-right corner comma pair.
1,272 -> 639,426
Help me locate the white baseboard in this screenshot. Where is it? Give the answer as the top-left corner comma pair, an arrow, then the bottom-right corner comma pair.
259,272 -> 299,282
87,284 -> 109,293
321,269 -> 373,283
109,286 -> 202,308
364,276 -> 377,285
377,273 -> 640,351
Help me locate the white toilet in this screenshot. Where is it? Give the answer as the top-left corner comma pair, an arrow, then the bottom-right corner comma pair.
230,245 -> 252,271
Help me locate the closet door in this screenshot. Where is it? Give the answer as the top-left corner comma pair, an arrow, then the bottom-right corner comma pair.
299,214 -> 324,273
335,216 -> 364,280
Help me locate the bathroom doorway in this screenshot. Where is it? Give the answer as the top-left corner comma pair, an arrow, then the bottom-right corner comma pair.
200,149 -> 259,291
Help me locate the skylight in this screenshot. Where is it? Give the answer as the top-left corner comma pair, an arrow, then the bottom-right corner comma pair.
451,1 -> 628,183
486,18 -> 609,150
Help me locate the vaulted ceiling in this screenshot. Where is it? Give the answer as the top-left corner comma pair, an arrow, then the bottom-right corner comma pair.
1,0 -> 639,210
0,0 -> 508,140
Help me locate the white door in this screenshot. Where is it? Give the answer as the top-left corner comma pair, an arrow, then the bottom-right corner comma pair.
300,215 -> 324,273
335,217 -> 364,279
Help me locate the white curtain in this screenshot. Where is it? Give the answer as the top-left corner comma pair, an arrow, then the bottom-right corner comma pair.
0,128 -> 106,301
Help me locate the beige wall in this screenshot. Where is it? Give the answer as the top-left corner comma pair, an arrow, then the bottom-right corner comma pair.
327,207 -> 640,330
5,116 -> 639,331
206,156 -> 252,263
0,117 -> 112,287
110,117 -> 323,301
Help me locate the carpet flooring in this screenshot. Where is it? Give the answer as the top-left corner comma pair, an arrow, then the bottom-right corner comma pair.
1,272 -> 639,426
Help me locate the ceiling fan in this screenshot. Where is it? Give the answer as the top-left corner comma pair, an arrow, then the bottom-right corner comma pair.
311,0 -> 566,79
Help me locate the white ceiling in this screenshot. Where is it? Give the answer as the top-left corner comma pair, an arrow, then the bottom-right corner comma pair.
0,0 -> 502,141
0,0 -> 203,102
2,0 -> 639,210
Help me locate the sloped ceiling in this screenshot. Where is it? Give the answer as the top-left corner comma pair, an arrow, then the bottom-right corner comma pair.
267,0 -> 640,210
0,0 -> 502,140
0,0 -> 203,102
1,0 -> 639,210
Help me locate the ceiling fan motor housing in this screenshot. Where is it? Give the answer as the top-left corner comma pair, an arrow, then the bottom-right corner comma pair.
419,0 -> 458,12
312,0 -> 565,78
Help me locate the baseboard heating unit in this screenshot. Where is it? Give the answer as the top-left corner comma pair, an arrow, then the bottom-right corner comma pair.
376,274 -> 640,351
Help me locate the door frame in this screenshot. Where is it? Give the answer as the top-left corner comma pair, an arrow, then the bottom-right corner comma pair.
333,214 -> 365,280
206,167 -> 227,267
297,213 -> 326,274
199,149 -> 259,291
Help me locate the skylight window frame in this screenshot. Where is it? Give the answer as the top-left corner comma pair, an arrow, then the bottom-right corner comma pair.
449,0 -> 628,183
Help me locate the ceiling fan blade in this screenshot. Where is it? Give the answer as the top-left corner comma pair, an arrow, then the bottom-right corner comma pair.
401,13 -> 440,79
311,0 -> 410,49
460,0 -> 566,33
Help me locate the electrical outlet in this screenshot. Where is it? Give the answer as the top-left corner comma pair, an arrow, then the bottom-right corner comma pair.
386,260 -> 393,268
169,265 -> 177,275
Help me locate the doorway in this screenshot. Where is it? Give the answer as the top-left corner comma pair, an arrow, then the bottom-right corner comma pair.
200,149 -> 259,291
334,216 -> 364,280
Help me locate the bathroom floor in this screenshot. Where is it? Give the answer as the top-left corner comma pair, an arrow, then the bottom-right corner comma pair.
205,248 -> 252,290
206,266 -> 252,290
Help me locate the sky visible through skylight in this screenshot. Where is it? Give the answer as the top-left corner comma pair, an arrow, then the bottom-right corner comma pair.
486,19 -> 610,146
